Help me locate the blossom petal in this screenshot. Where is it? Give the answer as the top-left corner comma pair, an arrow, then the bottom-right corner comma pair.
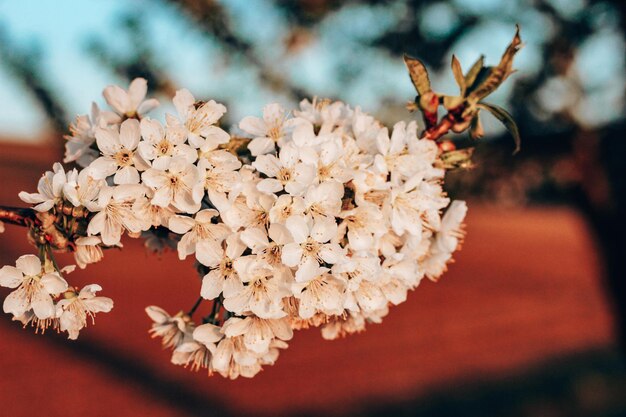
16,255 -> 42,277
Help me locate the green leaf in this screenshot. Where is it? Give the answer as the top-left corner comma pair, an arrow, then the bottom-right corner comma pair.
468,25 -> 523,103
478,102 -> 521,154
469,113 -> 484,140
440,148 -> 475,170
464,55 -> 485,92
403,54 -> 432,96
451,55 -> 466,95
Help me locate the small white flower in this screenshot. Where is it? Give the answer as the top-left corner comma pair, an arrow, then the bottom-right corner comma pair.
141,156 -> 203,214
221,315 -> 293,355
432,200 -> 467,254
252,143 -> 315,196
171,88 -> 229,151
138,118 -> 197,164
91,119 -> 149,184
63,169 -> 105,211
268,195 -> 304,226
87,185 -> 147,246
103,77 -> 159,118
197,150 -> 242,210
0,255 -> 68,319
172,323 -> 222,373
19,163 -> 67,212
168,209 -> 231,260
281,216 -> 345,282
74,236 -> 105,269
146,306 -> 194,349
211,334 -> 262,379
239,103 -> 298,156
304,181 -> 344,221
292,273 -> 345,319
224,257 -> 288,319
198,234 -> 246,300
64,103 -> 120,167
56,284 -> 113,340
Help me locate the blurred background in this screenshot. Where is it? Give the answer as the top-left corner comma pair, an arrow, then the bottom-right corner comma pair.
1,0 -> 626,416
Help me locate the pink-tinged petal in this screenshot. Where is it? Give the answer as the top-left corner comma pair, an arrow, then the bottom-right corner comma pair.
51,171 -> 66,197
223,275 -> 244,299
128,78 -> 148,109
294,258 -> 322,282
263,103 -> 285,123
311,218 -> 337,243
103,85 -> 130,115
3,289 -> 29,317
140,168 -> 167,188
167,215 -> 195,234
196,240 -> 222,268
114,166 -> 140,185
319,243 -> 344,264
40,273 -> 68,295
194,209 -> 219,224
151,186 -> 173,208
16,255 -> 42,277
173,89 -> 195,119
251,154 -> 280,177
59,310 -> 81,335
137,98 -> 159,116
240,228 -> 269,252
239,116 -> 267,137
85,296 -> 114,313
347,229 -> 373,251
280,243 -> 303,267
268,318 -> 294,341
257,179 -> 283,194
89,157 -> 118,180
79,284 -> 103,297
198,100 -> 227,124
285,215 -> 309,243
176,234 -> 197,260
278,143 -> 299,167
268,223 -> 293,245
138,141 -> 157,162
247,137 -> 275,156
87,212 -> 106,237
177,145 -> 199,164
200,126 -> 230,147
140,118 -> 164,144
95,127 -> 121,156
222,317 -> 250,337
211,339 -> 234,371
31,290 -> 55,319
145,305 -> 170,324
101,216 -> 122,246
119,119 -> 141,150
18,191 -> 45,205
33,200 -> 55,213
0,266 -> 24,288
200,270 -> 224,300
223,290 -> 251,315
193,323 -> 223,345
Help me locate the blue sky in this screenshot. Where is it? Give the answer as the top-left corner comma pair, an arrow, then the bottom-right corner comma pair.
0,0 -> 623,142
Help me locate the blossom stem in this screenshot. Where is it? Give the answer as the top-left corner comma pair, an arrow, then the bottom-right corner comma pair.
187,296 -> 204,317
0,206 -> 37,227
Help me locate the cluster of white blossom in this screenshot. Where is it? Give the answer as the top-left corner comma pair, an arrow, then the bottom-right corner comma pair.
0,78 -> 467,378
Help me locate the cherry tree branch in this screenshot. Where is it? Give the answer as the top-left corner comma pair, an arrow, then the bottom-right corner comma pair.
0,206 -> 37,228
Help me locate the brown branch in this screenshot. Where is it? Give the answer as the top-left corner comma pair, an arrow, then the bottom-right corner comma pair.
0,206 -> 37,228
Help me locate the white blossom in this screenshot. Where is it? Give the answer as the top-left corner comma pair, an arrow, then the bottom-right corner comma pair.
103,77 -> 159,118
0,255 -> 68,319
56,284 -> 113,340
239,103 -> 298,156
